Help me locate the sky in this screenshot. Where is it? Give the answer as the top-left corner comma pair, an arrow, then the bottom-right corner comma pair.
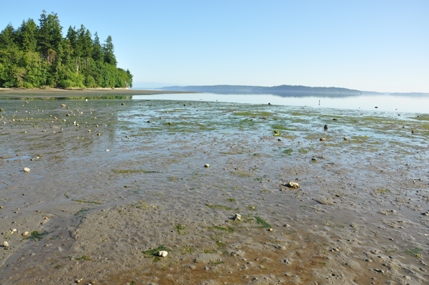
1,0 -> 428,92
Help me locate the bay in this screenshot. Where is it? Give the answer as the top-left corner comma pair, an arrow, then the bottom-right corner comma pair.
134,93 -> 429,114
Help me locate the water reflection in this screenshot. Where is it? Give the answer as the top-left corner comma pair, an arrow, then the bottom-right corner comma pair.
133,93 -> 429,114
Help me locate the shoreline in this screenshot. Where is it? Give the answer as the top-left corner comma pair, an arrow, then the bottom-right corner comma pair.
0,88 -> 191,98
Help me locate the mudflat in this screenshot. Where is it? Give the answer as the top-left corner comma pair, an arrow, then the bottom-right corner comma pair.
1,97 -> 429,285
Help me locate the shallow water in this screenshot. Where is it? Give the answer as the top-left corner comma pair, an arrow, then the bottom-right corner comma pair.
1,98 -> 429,284
134,93 -> 429,114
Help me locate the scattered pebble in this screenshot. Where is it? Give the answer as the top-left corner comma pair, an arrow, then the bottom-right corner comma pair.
23,167 -> 31,173
320,138 -> 326,141
204,164 -> 210,168
233,213 -> 241,221
158,250 -> 168,257
284,181 -> 300,189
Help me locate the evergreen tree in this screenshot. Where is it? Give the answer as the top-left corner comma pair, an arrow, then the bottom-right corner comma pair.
0,11 -> 133,89
103,35 -> 117,66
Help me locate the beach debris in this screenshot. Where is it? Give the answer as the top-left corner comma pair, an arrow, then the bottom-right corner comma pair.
3,241 -> 9,249
320,137 -> 326,141
204,164 -> 210,168
233,213 -> 242,221
284,181 -> 300,189
105,149 -> 110,152
158,250 -> 168,257
421,211 -> 429,216
324,124 -> 328,130
273,130 -> 280,136
23,167 -> 31,173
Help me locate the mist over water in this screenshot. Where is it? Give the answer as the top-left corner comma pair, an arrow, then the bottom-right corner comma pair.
134,93 -> 429,114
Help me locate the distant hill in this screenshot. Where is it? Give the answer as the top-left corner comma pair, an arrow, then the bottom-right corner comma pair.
161,84 -> 362,96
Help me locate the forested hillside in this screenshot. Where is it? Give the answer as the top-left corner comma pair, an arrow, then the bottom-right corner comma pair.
0,11 -> 132,89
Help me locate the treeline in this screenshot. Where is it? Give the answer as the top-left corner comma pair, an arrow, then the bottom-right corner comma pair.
0,11 -> 133,89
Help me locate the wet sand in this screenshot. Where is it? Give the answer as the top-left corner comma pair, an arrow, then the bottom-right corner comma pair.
1,98 -> 429,284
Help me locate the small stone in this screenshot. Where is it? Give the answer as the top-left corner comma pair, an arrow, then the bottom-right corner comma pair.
121,102 -> 125,106
344,137 -> 348,141
204,164 -> 210,168
268,228 -> 273,232
23,167 -> 31,173
278,138 -> 282,141
22,231 -> 29,237
10,229 -> 17,234
324,124 -> 328,130
3,241 -> 9,248
105,149 -> 110,152
320,138 -> 326,141
233,213 -> 241,221
0,206 -> 3,209
61,104 -> 66,107
158,250 -> 168,257
285,181 -> 300,189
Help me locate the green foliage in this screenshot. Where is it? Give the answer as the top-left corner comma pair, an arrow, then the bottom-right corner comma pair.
25,231 -> 46,241
0,10 -> 133,89
255,216 -> 272,228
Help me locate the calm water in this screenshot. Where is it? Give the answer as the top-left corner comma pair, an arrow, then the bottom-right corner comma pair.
133,93 -> 429,114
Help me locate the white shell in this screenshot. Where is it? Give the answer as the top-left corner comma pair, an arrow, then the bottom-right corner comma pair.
23,167 -> 31,173
286,181 -> 300,189
158,250 -> 168,257
233,213 -> 242,221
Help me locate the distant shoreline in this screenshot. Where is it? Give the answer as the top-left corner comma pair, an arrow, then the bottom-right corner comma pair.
0,88 -> 191,98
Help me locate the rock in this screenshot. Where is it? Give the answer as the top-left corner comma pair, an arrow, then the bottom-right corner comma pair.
61,104 -> 66,107
324,124 -> 328,130
320,138 -> 326,141
315,197 -> 335,205
204,164 -> 210,168
344,137 -> 348,141
3,241 -> 9,248
23,167 -> 31,173
158,250 -> 168,257
121,102 -> 125,106
10,229 -> 17,234
22,231 -> 29,237
233,213 -> 241,221
284,181 -> 300,189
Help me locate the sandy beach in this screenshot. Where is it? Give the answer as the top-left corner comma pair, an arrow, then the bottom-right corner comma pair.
1,96 -> 429,284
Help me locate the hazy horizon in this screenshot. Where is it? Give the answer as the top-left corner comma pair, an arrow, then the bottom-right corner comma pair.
2,1 -> 428,93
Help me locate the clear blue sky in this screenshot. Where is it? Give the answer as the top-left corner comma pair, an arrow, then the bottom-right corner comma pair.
1,0 -> 428,92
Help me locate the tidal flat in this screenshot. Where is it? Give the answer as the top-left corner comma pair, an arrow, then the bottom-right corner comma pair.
1,97 -> 429,284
